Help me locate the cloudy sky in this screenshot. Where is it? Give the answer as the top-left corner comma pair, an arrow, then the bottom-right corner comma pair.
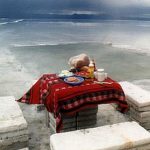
0,0 -> 150,18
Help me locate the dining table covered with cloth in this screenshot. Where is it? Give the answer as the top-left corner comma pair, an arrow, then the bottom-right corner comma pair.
17,73 -> 128,132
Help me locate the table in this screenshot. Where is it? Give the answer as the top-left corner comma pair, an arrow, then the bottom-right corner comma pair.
17,74 -> 128,132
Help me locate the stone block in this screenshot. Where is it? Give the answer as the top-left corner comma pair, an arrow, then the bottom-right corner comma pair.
49,123 -> 76,134
77,114 -> 97,121
128,101 -> 150,112
49,123 -> 56,134
130,113 -> 150,124
77,119 -> 97,127
50,121 -> 150,150
141,122 -> 150,130
78,106 -> 98,116
130,108 -> 150,122
49,117 -> 96,131
49,112 -> 76,129
49,121 -> 76,130
0,96 -> 28,150
130,107 -> 150,118
119,81 -> 150,107
48,106 -> 98,133
77,124 -> 96,130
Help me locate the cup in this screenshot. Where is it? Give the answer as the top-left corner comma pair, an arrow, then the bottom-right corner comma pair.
105,73 -> 108,79
97,72 -> 107,82
94,71 -> 98,79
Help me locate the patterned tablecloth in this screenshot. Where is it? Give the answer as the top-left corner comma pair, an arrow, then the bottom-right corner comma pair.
17,74 -> 128,132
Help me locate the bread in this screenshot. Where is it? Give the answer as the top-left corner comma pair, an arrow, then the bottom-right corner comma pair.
66,77 -> 79,82
68,53 -> 90,69
80,66 -> 89,71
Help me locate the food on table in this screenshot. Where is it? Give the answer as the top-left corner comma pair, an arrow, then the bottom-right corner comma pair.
66,77 -> 80,82
80,66 -> 89,71
58,70 -> 73,78
68,54 -> 97,79
88,61 -> 95,78
76,71 -> 89,78
68,53 -> 90,69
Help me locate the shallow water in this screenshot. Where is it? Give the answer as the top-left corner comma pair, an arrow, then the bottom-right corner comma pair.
10,42 -> 150,82
0,19 -> 150,84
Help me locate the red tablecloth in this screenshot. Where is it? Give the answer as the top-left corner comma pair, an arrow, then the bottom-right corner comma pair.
17,74 -> 128,132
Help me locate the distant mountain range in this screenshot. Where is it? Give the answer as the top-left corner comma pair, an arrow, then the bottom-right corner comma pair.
1,13 -> 150,21
32,13 -> 113,20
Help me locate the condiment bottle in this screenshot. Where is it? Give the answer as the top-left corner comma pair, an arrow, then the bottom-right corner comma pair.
97,69 -> 106,81
92,59 -> 97,71
88,61 -> 94,78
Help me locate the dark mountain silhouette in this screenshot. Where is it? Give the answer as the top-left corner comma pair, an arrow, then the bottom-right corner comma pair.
1,12 -> 150,21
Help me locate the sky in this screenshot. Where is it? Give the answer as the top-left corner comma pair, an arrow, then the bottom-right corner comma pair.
0,0 -> 150,18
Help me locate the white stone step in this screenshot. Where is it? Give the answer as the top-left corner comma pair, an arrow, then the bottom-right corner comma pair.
119,81 -> 150,107
50,121 -> 150,150
0,96 -> 28,149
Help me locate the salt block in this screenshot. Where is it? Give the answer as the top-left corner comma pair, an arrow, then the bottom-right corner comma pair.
128,101 -> 150,112
77,119 -> 96,127
119,81 -> 150,107
50,119 -> 96,131
77,124 -> 96,130
78,106 -> 98,116
130,114 -> 150,125
50,124 -> 56,134
49,112 -> 76,123
49,121 -> 76,130
0,96 -> 28,149
130,112 -> 150,123
130,107 -> 150,118
142,122 -> 150,130
50,120 -> 76,129
49,123 -> 76,134
77,114 -> 97,121
49,112 -> 76,128
49,112 -> 97,128
61,127 -> 76,132
50,121 -> 150,150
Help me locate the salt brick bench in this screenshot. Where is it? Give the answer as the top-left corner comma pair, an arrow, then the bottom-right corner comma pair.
0,96 -> 28,150
50,121 -> 150,150
119,81 -> 150,110
119,81 -> 150,130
